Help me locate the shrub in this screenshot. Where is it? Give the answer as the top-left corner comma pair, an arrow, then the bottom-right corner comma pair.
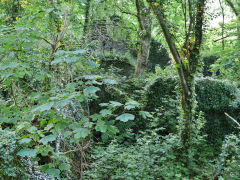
217,132 -> 240,179
146,77 -> 240,144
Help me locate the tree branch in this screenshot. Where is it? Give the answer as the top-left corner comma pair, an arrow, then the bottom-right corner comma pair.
214,35 -> 230,42
115,4 -> 137,17
225,0 -> 239,16
225,112 -> 240,127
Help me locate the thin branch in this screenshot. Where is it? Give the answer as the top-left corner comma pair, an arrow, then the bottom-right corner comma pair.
59,141 -> 90,154
214,35 -> 230,42
225,112 -> 240,127
116,4 -> 137,17
40,37 -> 54,46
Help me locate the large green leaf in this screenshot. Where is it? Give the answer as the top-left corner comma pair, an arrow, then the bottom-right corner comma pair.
1,72 -> 13,78
139,111 -> 153,119
74,128 -> 90,139
17,149 -> 38,157
100,109 -> 112,116
109,101 -> 123,107
0,63 -> 18,70
103,79 -> 118,85
47,168 -> 60,177
32,102 -> 54,112
40,135 -> 56,145
83,75 -> 102,80
19,138 -> 32,144
59,163 -> 70,171
65,56 -> 79,63
95,120 -> 107,133
125,100 -> 140,110
116,113 -> 135,122
84,86 -> 100,95
51,57 -> 64,65
70,49 -> 86,54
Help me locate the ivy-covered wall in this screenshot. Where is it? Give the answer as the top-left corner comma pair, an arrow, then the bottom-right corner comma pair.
202,56 -> 219,77
148,39 -> 171,70
99,55 -> 135,77
146,77 -> 240,143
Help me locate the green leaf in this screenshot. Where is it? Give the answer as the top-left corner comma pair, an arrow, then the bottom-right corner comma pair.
32,102 -> 54,112
39,145 -> 54,156
0,63 -> 18,70
46,8 -> 54,13
74,128 -> 90,139
1,72 -> 13,78
139,111 -> 153,119
84,86 -> 100,95
87,60 -> 99,68
125,100 -> 140,110
99,103 -> 109,107
100,109 -> 112,116
109,101 -> 123,107
27,126 -> 37,133
116,113 -> 135,122
95,120 -> 107,133
70,49 -> 86,54
90,114 -> 102,121
40,135 -> 56,145
65,56 -> 79,63
47,168 -> 60,177
83,75 -> 102,80
103,79 -> 118,85
19,138 -> 32,144
17,149 -> 37,157
59,163 -> 70,171
64,131 -> 72,138
51,57 -> 64,65
56,99 -> 71,107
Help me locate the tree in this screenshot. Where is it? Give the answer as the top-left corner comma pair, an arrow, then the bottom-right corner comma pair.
83,0 -> 91,34
224,0 -> 240,39
146,0 -> 206,167
115,0 -> 152,76
135,0 -> 152,76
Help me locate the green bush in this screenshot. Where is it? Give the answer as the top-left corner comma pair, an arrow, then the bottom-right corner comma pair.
0,128 -> 26,178
84,131 -> 213,179
217,132 -> 240,179
195,78 -> 239,112
146,77 -> 240,144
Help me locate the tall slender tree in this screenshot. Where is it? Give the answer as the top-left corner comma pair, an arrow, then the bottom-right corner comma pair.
146,0 -> 206,166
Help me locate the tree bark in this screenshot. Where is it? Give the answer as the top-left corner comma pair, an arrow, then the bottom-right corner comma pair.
146,0 -> 205,154
134,0 -> 152,76
83,0 -> 91,34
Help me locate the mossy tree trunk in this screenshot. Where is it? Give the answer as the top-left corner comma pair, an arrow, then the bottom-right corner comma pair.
147,0 -> 205,171
83,0 -> 91,34
134,0 -> 152,76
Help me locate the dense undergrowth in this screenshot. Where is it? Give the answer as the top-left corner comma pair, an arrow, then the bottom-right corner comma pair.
1,0 -> 240,179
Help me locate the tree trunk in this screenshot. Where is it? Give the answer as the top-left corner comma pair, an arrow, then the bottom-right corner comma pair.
83,0 -> 91,34
135,32 -> 151,75
146,0 -> 205,162
135,0 -> 152,76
